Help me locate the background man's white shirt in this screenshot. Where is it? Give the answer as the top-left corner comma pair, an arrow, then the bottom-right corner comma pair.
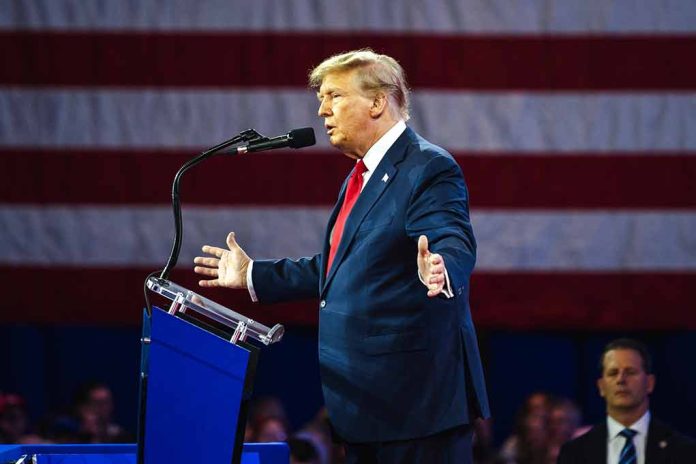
607,411 -> 650,464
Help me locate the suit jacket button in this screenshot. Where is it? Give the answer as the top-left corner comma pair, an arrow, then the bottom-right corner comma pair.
320,300 -> 326,309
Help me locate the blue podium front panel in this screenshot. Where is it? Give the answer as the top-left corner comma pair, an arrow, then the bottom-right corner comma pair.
0,445 -> 135,463
144,308 -> 251,463
0,443 -> 288,463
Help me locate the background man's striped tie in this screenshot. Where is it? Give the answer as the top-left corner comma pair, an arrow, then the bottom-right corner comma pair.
618,428 -> 638,464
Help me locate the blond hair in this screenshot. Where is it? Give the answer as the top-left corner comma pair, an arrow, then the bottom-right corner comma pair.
309,48 -> 410,121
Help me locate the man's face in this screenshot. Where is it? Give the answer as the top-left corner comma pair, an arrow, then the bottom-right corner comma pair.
87,387 -> 114,422
597,348 -> 655,414
549,405 -> 578,442
317,69 -> 375,159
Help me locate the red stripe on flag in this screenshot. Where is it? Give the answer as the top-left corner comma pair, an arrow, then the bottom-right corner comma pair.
1,267 -> 694,329
1,32 -> 695,90
3,149 -> 696,208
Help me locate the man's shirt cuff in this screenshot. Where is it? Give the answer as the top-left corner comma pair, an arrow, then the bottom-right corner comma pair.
246,260 -> 258,302
418,266 -> 454,298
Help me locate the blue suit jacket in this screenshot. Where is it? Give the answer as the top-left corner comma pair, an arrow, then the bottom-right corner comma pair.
252,128 -> 490,442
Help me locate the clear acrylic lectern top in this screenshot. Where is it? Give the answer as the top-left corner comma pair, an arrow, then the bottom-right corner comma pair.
147,277 -> 284,346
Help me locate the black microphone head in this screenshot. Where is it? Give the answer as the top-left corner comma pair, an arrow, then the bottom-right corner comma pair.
288,127 -> 316,149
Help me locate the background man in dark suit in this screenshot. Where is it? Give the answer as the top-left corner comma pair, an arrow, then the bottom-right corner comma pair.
558,338 -> 696,463
194,49 -> 490,463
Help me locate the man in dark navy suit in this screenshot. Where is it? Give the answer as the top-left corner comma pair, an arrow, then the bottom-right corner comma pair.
557,338 -> 696,464
194,49 -> 490,463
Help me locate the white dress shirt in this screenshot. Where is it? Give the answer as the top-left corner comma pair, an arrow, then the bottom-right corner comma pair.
247,119 -> 451,301
358,119 -> 406,189
607,411 -> 650,464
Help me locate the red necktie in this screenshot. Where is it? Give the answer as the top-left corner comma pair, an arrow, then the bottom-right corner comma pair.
326,160 -> 367,275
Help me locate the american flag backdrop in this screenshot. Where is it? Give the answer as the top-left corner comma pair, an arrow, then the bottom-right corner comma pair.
1,0 -> 695,329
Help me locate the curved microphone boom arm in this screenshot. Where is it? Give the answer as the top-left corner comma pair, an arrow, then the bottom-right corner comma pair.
156,126 -> 316,283
158,129 -> 264,281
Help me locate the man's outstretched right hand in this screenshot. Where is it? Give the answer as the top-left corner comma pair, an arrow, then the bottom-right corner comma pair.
194,232 -> 251,289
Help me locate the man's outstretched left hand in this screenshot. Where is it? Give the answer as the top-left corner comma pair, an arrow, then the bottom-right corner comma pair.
417,235 -> 446,298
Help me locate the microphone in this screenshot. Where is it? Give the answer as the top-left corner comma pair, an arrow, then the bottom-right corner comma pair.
235,127 -> 315,154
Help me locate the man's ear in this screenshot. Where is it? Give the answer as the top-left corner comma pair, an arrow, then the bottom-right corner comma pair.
647,374 -> 655,394
369,93 -> 388,118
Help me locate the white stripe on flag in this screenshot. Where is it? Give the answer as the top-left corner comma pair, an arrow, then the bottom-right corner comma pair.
472,210 -> 696,270
1,89 -> 694,152
2,206 -> 695,270
2,0 -> 694,33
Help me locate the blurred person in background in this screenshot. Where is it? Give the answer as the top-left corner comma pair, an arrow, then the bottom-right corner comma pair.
300,406 -> 342,464
546,398 -> 582,463
73,381 -> 131,443
526,392 -> 554,417
0,393 -> 42,444
558,338 -> 696,463
293,428 -> 331,464
254,416 -> 289,443
37,412 -> 81,444
248,396 -> 288,424
499,392 -> 553,464
247,396 -> 290,443
472,417 -> 496,464
288,435 -> 322,464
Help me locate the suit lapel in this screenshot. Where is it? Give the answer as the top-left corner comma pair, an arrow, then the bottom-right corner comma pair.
645,419 -> 670,464
590,422 -> 609,464
321,128 -> 413,295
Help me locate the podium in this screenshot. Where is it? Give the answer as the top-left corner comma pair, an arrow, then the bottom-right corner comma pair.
0,280 -> 289,464
138,277 -> 287,463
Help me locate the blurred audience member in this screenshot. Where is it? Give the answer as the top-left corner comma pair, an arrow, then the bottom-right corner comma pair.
288,434 -> 321,464
299,406 -> 343,464
294,429 -> 331,464
255,416 -> 289,442
249,396 -> 288,425
74,381 -> 131,443
558,338 -> 696,463
0,393 -> 42,444
472,417 -> 496,464
526,392 -> 553,417
247,396 -> 290,443
244,419 -> 255,442
499,392 -> 553,464
38,412 -> 81,444
546,398 -> 582,463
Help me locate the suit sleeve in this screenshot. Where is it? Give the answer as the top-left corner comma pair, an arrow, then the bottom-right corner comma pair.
250,253 -> 322,304
405,153 -> 476,296
556,442 -> 576,464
